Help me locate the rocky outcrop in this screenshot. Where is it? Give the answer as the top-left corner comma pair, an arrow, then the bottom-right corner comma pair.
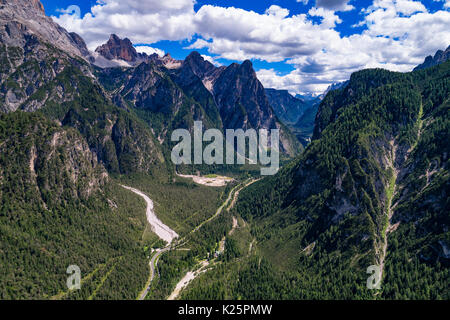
0,36 -> 91,112
93,35 -> 183,69
95,34 -> 139,63
0,0 -> 45,15
0,113 -> 108,206
69,32 -> 91,58
212,60 -> 275,130
0,3 -> 165,176
173,53 -> 301,155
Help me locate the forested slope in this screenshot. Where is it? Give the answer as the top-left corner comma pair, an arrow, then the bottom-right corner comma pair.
183,61 -> 449,299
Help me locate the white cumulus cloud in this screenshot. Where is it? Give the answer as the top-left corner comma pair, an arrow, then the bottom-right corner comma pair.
135,46 -> 165,57
52,0 -> 450,94
53,0 -> 196,49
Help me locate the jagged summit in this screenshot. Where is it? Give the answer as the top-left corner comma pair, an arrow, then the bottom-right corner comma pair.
182,51 -> 217,79
241,59 -> 253,69
93,34 -> 182,68
0,0 -> 46,15
414,45 -> 450,71
95,34 -> 139,63
0,0 -> 90,59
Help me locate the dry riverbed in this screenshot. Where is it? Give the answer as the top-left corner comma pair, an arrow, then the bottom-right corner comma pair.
176,173 -> 234,187
121,185 -> 178,244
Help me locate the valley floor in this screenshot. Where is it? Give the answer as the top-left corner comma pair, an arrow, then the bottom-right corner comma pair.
129,177 -> 258,300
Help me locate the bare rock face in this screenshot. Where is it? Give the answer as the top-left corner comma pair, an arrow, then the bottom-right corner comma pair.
0,0 -> 91,59
93,35 -> 183,69
0,0 -> 45,15
69,32 -> 91,58
0,0 -> 97,112
95,34 -> 139,62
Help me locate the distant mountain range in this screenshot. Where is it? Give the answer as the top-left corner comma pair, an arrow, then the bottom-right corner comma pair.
414,45 -> 450,71
93,36 -> 302,156
0,0 -> 302,160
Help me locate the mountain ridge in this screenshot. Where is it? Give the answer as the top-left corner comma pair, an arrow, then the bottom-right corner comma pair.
265,88 -> 309,125
414,45 -> 450,71
232,61 -> 449,299
94,35 -> 302,156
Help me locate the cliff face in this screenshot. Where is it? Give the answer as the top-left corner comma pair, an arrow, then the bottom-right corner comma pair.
0,0 -> 98,113
0,38 -> 93,113
0,113 -> 108,206
0,0 -> 45,15
0,0 -> 90,59
0,3 -> 165,176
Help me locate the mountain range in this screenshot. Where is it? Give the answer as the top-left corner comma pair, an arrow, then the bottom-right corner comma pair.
0,0 -> 448,300
414,45 -> 450,71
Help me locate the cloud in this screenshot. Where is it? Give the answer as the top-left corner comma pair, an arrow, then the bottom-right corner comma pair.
135,45 -> 165,57
259,1 -> 449,93
308,7 -> 342,28
296,0 -> 354,11
201,54 -> 223,66
53,0 -> 450,94
190,5 -> 335,63
265,5 -> 290,18
315,0 -> 355,11
52,0 -> 196,49
256,68 -> 333,94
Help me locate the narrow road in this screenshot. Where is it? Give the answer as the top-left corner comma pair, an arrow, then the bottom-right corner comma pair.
167,179 -> 259,300
129,178 -> 259,300
121,185 -> 178,300
138,247 -> 170,300
187,178 -> 259,236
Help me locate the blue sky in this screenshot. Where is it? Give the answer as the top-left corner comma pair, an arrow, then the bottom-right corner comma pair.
42,0 -> 450,94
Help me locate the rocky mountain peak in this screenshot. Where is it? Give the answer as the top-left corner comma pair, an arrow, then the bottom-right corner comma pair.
0,0 -> 92,60
241,59 -> 253,69
414,45 -> 450,70
95,34 -> 139,62
183,51 -> 216,78
184,51 -> 204,64
1,0 -> 45,15
239,60 -> 256,78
